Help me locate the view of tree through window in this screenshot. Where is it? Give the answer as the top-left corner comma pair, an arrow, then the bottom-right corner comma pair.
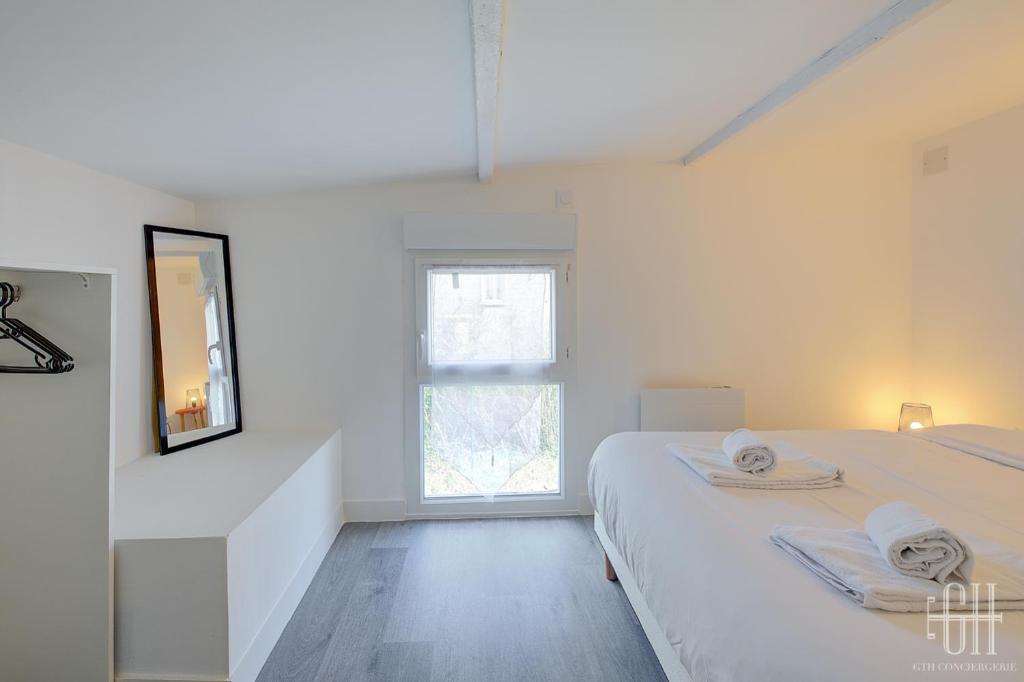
421,266 -> 562,498
423,384 -> 560,497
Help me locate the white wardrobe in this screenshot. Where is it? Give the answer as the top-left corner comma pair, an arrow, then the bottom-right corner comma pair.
0,263 -> 117,682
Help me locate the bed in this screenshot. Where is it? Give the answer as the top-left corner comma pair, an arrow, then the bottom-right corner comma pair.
588,427 -> 1024,681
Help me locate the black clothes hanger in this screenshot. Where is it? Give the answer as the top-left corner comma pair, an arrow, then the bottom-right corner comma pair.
0,281 -> 75,374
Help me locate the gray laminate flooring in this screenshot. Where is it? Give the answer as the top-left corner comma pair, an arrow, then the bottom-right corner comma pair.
257,516 -> 668,681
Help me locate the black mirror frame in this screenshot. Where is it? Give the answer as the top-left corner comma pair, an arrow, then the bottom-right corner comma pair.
144,224 -> 243,455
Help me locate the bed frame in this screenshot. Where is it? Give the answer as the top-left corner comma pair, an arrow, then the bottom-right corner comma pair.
594,513 -> 693,682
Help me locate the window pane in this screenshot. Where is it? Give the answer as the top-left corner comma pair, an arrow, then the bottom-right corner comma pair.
429,269 -> 553,364
423,384 -> 561,498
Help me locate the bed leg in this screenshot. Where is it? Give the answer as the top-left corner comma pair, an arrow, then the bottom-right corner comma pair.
604,552 -> 618,582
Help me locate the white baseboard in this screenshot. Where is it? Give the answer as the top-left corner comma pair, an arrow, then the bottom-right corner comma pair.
116,674 -> 226,682
343,498 -> 407,522
344,497 -> 592,522
228,500 -> 346,682
405,508 -> 583,520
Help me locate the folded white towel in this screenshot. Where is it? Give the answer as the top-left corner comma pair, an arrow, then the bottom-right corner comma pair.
722,428 -> 776,475
770,525 -> 1024,612
865,501 -> 973,584
667,442 -> 843,489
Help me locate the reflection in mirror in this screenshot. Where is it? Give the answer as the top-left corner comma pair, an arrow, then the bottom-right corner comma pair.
145,225 -> 241,454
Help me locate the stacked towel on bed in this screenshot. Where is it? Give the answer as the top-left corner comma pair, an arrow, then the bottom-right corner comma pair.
771,503 -> 1024,612
865,501 -> 973,584
723,428 -> 777,475
667,441 -> 844,489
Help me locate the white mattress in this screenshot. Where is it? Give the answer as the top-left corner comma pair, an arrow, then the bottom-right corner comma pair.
588,430 -> 1024,681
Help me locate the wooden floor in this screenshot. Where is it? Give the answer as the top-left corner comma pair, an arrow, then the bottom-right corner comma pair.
257,516 -> 667,681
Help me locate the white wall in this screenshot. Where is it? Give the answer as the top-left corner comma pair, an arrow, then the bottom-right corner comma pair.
0,268 -> 113,682
0,139 -> 195,465
198,135 -> 913,513
911,103 -> 1024,427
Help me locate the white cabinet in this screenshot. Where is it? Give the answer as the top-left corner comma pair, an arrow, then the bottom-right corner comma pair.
114,429 -> 344,682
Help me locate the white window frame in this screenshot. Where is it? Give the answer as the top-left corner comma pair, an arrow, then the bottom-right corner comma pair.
404,251 -> 577,517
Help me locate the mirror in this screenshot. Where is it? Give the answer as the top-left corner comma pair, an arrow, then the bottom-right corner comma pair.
144,225 -> 241,454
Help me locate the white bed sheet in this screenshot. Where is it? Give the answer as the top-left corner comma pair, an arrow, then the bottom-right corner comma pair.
911,424 -> 1024,472
588,430 -> 1024,681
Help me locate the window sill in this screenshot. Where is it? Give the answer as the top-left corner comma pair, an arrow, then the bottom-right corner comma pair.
420,491 -> 564,505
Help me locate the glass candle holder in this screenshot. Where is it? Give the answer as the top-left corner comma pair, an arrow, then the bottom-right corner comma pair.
899,402 -> 933,431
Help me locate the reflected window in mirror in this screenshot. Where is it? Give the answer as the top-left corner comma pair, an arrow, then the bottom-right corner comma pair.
145,225 -> 242,454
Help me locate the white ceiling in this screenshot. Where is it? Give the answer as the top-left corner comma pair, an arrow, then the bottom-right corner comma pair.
0,1 -> 478,198
497,0 -> 897,165
732,0 -> 1024,151
0,1 -> 1021,199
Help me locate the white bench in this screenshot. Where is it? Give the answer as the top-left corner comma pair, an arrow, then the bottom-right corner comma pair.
114,428 -> 344,682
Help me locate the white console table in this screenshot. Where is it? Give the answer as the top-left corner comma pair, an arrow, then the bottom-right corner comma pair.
113,428 -> 344,682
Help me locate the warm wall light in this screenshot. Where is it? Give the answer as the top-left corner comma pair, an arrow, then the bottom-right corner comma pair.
899,402 -> 933,432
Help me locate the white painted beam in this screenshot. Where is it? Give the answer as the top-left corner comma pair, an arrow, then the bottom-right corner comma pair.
470,0 -> 504,182
681,0 -> 949,165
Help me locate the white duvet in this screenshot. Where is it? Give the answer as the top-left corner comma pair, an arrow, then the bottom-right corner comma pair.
588,429 -> 1024,681
911,424 -> 1024,471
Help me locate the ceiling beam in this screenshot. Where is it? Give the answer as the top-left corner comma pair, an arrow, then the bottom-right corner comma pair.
681,0 -> 949,166
470,0 -> 504,183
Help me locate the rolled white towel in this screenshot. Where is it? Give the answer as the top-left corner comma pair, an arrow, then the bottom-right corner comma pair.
864,501 -> 973,584
770,525 -> 1024,612
668,442 -> 843,489
722,428 -> 776,475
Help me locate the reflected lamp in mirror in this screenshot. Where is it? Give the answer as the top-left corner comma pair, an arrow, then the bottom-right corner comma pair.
145,225 -> 242,455
899,402 -> 933,432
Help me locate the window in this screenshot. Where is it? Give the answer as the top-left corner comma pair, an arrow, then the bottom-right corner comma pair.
412,257 -> 573,503
429,267 -> 552,364
421,383 -> 560,497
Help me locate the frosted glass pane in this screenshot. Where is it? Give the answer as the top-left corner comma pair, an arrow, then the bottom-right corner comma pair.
423,384 -> 561,498
429,269 -> 553,364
